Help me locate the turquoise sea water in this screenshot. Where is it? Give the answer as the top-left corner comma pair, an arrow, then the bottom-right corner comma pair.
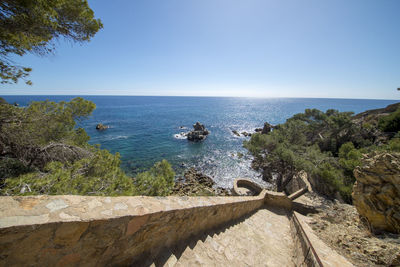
2,96 -> 398,188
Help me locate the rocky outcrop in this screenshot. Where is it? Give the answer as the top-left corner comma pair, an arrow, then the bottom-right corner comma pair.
261,122 -> 273,134
232,130 -> 251,137
187,122 -> 209,141
241,131 -> 251,137
253,123 -> 273,135
353,152 -> 400,234
95,123 -> 109,130
351,102 -> 400,144
173,168 -> 231,196
232,130 -> 240,137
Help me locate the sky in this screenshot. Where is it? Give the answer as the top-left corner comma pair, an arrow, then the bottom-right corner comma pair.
2,0 -> 400,99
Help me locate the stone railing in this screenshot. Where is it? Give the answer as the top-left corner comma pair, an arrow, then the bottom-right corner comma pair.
289,212 -> 323,266
0,192 -> 273,266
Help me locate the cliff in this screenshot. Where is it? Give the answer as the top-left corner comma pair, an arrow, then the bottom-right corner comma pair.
353,152 -> 400,234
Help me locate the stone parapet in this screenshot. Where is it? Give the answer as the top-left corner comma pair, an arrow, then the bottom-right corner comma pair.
264,190 -> 293,210
0,193 -> 266,266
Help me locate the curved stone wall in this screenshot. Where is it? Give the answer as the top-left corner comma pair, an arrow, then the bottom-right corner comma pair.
0,193 -> 268,266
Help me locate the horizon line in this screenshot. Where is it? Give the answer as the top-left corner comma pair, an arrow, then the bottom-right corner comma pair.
0,94 -> 399,101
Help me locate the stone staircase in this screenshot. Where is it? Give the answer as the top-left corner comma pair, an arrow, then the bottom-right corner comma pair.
0,194 -> 354,266
147,208 -> 296,267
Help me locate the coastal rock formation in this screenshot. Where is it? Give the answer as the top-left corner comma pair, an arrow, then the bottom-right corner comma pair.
241,131 -> 251,137
187,122 -> 209,141
232,130 -> 251,137
351,102 -> 400,145
353,152 -> 400,234
254,128 -> 263,132
261,122 -> 273,134
173,168 -> 231,196
95,123 -> 109,130
232,130 -> 240,137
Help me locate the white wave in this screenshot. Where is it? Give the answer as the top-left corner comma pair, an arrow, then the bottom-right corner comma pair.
174,132 -> 188,139
107,135 -> 129,140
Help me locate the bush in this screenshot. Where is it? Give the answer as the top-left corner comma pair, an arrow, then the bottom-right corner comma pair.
388,138 -> 400,152
312,162 -> 352,203
338,142 -> 362,182
0,158 -> 33,181
134,160 -> 175,196
378,108 -> 400,132
1,149 -> 135,196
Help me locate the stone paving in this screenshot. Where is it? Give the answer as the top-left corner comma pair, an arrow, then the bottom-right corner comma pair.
153,208 -> 295,267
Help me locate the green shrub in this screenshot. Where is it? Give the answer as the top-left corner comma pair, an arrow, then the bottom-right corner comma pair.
134,160 -> 175,196
388,138 -> 400,152
1,149 -> 135,196
338,142 -> 362,182
0,158 -> 33,180
312,162 -> 352,203
378,108 -> 400,132
244,108 -> 368,203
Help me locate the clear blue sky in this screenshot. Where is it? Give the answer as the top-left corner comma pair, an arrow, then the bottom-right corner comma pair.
2,0 -> 400,99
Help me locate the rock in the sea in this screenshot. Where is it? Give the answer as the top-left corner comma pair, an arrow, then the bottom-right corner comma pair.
254,128 -> 263,132
193,122 -> 206,131
187,131 -> 206,141
261,122 -> 273,134
96,123 -> 109,130
187,122 -> 209,141
232,130 -> 240,137
353,152 -> 400,234
241,131 -> 251,137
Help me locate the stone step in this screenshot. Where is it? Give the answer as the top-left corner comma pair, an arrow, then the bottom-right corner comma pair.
154,208 -> 295,267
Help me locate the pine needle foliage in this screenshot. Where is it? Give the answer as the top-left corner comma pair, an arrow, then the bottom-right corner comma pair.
0,0 -> 103,84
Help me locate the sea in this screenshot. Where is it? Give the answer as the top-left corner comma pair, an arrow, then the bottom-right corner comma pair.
2,96 -> 398,188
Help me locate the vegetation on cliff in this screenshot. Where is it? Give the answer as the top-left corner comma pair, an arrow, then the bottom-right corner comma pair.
0,98 -> 175,196
134,159 -> 175,196
244,104 -> 400,203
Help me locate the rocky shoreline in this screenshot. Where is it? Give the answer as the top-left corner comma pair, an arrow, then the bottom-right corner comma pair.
173,168 -> 232,196
231,122 -> 274,137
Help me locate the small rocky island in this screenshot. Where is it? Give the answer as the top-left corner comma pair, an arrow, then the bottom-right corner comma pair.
187,122 -> 209,141
96,123 -> 109,130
